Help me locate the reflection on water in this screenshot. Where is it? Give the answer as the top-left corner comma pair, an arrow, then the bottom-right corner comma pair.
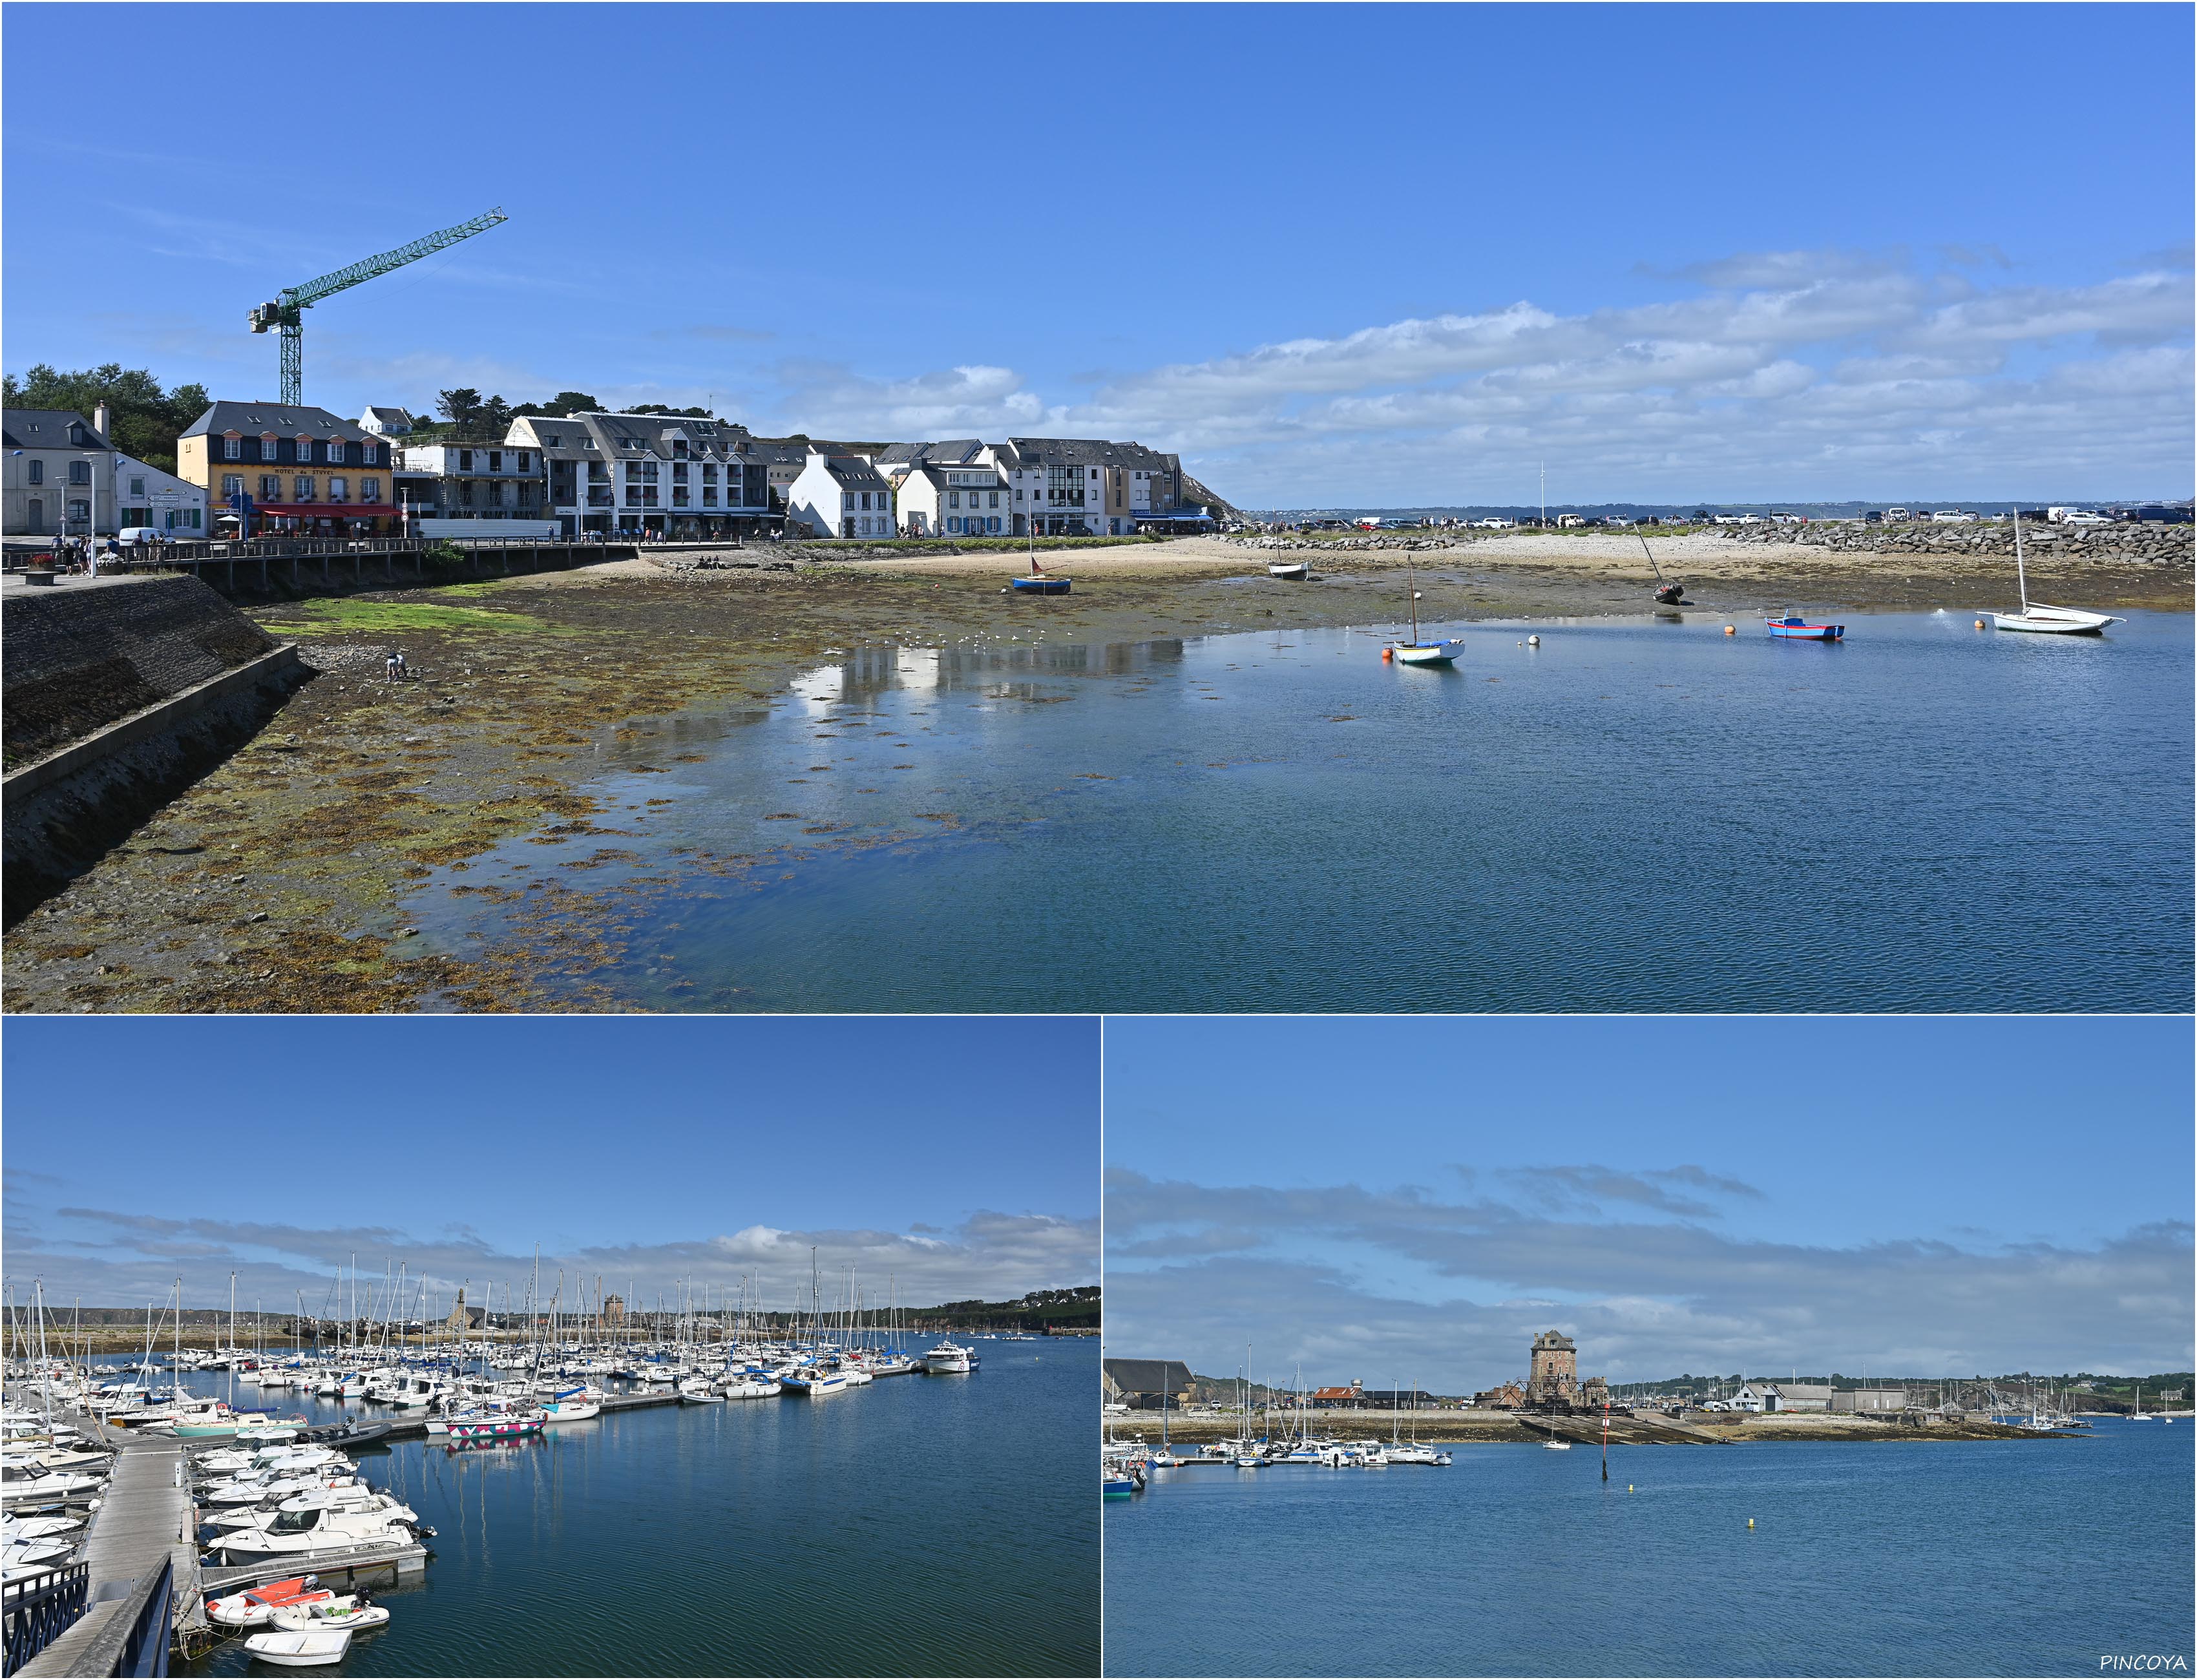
408,612 -> 2192,1013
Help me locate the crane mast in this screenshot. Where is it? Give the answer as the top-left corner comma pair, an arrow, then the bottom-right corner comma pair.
249,207 -> 509,406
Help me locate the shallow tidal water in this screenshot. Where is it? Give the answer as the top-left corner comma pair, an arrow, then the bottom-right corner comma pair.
408,609 -> 2193,1011
173,1341 -> 1096,1677
1102,1419 -> 2194,1677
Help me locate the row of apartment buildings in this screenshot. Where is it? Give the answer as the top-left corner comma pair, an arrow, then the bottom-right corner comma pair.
4,396 -> 1208,543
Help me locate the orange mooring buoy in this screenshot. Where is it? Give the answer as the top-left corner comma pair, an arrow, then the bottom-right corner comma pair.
1723,625 -> 1736,636
1382,647 -> 1393,662
1975,618 -> 1986,629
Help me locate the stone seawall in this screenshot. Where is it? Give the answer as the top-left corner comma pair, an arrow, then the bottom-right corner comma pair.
4,575 -> 279,768
2,576 -> 311,925
1721,520 -> 2192,563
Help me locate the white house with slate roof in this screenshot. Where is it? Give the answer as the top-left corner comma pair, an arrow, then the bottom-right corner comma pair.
872,439 -> 1007,536
787,450 -> 894,539
358,406 -> 414,437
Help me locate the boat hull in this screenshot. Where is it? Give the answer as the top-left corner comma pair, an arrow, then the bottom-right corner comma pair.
1010,576 -> 1071,594
1990,606 -> 2118,635
1389,640 -> 1465,666
1766,618 -> 1844,640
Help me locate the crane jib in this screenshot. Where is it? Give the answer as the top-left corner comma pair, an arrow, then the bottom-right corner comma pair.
254,207 -> 509,405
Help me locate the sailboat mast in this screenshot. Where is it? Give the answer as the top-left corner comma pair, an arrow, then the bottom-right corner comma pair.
2012,506 -> 2029,611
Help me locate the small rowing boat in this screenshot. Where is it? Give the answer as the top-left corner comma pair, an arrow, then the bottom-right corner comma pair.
1268,560 -> 1309,580
242,1627 -> 352,1668
1765,612 -> 1844,641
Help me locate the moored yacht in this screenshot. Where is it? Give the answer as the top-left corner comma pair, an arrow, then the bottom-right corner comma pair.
921,1341 -> 974,1374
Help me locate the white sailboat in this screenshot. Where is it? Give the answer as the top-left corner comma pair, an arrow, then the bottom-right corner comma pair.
2131,1385 -> 2152,1422
1989,510 -> 2123,635
1385,563 -> 1464,665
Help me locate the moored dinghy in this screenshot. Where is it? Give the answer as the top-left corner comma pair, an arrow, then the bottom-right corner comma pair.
1268,559 -> 1309,580
1989,509 -> 2124,635
1383,563 -> 1465,665
1765,611 -> 1844,641
242,1627 -> 353,1668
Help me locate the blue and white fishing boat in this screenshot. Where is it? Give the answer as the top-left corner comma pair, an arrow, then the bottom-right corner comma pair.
1765,611 -> 1844,641
1010,573 -> 1071,595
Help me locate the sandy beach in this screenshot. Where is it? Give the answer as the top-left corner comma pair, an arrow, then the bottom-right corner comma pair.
5,533 -> 2184,1013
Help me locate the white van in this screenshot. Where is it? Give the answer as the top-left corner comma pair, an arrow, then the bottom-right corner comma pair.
118,527 -> 173,547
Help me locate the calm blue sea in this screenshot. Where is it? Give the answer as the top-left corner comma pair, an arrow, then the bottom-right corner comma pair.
166,1341 -> 1096,1676
406,609 -> 2193,1012
1102,1420 -> 2194,1677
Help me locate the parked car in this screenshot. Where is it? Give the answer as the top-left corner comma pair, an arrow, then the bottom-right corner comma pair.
1605,515 -> 1634,528
1930,509 -> 1976,523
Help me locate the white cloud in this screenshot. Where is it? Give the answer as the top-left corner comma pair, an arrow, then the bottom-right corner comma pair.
1104,1169 -> 2194,1389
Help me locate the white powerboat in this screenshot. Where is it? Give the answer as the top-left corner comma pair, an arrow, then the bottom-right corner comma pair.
921,1341 -> 974,1374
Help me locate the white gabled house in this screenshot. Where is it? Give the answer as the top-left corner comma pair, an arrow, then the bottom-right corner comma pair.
872,440 -> 1007,536
787,450 -> 894,539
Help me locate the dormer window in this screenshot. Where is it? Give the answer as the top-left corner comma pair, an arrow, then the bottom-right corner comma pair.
363,441 -> 379,464
297,436 -> 316,462
224,436 -> 242,460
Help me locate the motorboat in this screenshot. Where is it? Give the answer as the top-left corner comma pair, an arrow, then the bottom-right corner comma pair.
921,1341 -> 974,1375
721,1376 -> 783,1400
678,1378 -> 726,1405
1542,1440 -> 1573,1450
1,1462 -> 104,1507
216,1509 -> 415,1563
540,1393 -> 602,1423
242,1627 -> 352,1667
1765,612 -> 1844,640
1989,510 -> 2123,635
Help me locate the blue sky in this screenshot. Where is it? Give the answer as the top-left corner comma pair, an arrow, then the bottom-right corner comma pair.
2,1018 -> 1097,1311
1104,1018 -> 2194,1385
4,5 -> 2189,506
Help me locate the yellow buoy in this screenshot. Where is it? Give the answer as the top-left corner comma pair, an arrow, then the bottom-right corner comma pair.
1628,1484 -> 1634,1492
1747,1518 -> 1756,1529
1975,618 -> 1986,629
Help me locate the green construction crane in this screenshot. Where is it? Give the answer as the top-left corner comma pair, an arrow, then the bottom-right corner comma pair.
249,207 -> 510,406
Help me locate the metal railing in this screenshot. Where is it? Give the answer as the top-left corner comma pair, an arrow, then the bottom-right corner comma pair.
3,1562 -> 89,1673
114,1557 -> 173,1678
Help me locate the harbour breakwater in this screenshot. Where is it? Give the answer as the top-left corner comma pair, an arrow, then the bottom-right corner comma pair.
2,576 -> 309,925
1722,520 -> 2193,563
1132,1409 -> 2053,1445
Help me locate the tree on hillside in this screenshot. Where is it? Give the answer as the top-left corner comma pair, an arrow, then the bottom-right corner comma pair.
627,403 -> 716,419
1,362 -> 209,474
434,387 -> 514,439
512,390 -> 602,418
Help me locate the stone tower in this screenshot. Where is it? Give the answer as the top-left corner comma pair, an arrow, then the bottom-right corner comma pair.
1527,1329 -> 1579,1405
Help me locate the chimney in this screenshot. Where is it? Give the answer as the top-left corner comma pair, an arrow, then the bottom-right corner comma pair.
94,402 -> 111,441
